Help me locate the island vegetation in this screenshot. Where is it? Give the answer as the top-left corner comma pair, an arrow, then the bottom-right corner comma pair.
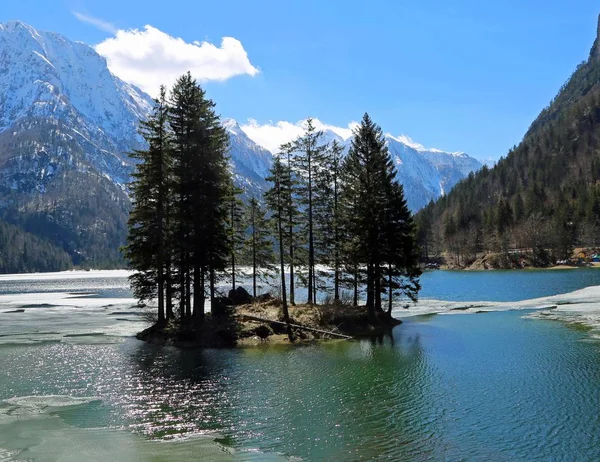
126,73 -> 421,347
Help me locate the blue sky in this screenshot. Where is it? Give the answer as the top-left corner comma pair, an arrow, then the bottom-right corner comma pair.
3,0 -> 600,160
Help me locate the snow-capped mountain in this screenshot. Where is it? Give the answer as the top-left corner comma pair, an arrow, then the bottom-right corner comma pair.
384,135 -> 482,210
0,21 -> 276,265
283,128 -> 482,211
0,20 -> 478,266
222,118 -> 273,197
0,21 -> 152,186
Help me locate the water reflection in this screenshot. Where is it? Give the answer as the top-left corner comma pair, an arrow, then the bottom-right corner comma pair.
2,288 -> 600,461
114,324 -> 444,461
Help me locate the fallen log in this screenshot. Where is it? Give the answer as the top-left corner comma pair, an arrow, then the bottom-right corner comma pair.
236,314 -> 353,340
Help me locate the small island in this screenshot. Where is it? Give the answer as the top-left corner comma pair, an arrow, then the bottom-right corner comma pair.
126,74 -> 421,348
137,286 -> 402,348
137,295 -> 403,348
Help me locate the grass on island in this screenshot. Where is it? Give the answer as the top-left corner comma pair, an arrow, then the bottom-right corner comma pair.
137,295 -> 401,348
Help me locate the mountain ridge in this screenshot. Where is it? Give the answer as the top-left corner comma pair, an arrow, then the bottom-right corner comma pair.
0,20 -> 480,268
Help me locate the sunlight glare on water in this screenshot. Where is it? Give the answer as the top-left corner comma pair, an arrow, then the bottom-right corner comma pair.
1,271 -> 600,460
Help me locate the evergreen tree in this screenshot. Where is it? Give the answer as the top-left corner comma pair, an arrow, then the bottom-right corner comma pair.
341,113 -> 421,315
226,182 -> 246,292
381,182 -> 421,314
168,72 -> 230,323
265,158 -> 294,341
293,118 -> 327,304
244,196 -> 276,298
125,86 -> 171,324
314,139 -> 345,301
280,142 -> 302,305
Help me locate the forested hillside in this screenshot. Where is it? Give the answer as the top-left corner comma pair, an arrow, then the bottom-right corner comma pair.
0,218 -> 71,273
416,16 -> 600,267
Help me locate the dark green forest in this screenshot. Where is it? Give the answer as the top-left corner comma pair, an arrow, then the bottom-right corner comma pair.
416,23 -> 600,268
0,116 -> 132,271
0,218 -> 71,273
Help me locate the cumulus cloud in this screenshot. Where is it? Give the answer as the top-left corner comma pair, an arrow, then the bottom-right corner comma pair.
94,25 -> 259,96
240,119 -> 359,153
73,12 -> 117,34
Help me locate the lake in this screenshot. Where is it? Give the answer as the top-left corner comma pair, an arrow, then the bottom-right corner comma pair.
1,269 -> 600,460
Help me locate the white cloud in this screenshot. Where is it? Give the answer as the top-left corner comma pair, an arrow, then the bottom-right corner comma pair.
94,25 -> 259,96
73,12 -> 117,34
240,118 -> 358,153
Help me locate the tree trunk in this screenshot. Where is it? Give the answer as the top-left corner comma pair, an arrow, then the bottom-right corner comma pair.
366,262 -> 373,308
166,267 -> 173,320
286,151 -> 295,306
252,206 -> 257,298
366,262 -> 375,317
307,149 -> 314,305
333,164 -> 340,301
277,187 -> 294,342
232,253 -> 236,293
157,267 -> 165,324
193,264 -> 204,323
313,271 -> 317,305
185,265 -> 191,319
353,265 -> 358,307
375,263 -> 382,312
231,199 -> 236,293
179,258 -> 185,322
289,225 -> 295,305
334,267 -> 340,302
210,269 -> 217,316
387,263 -> 393,315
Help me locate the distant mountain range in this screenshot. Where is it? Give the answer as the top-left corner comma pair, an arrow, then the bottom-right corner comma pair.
0,20 -> 481,269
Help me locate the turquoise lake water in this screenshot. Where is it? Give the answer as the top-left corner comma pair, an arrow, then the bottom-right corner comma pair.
1,269 -> 600,460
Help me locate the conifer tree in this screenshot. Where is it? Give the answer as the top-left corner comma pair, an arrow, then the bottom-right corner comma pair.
265,158 -> 294,341
314,139 -> 345,301
125,86 -> 171,324
293,118 -> 327,304
341,113 -> 421,315
381,182 -> 421,314
168,72 -> 230,322
226,183 -> 246,292
280,142 -> 301,305
244,196 -> 276,298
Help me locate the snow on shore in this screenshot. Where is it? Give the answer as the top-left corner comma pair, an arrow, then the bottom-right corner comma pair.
397,285 -> 600,340
0,269 -> 133,281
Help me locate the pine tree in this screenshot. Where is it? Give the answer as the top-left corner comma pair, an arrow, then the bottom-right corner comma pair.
341,113 -> 421,315
168,72 -> 230,323
226,183 -> 246,292
169,74 -> 196,321
244,196 -> 276,298
315,139 -> 345,301
292,118 -> 327,304
279,142 -> 302,305
381,182 -> 421,314
125,86 -> 171,324
265,158 -> 294,342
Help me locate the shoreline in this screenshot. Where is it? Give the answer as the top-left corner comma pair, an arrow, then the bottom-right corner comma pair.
428,246 -> 600,271
399,285 -> 600,342
434,262 -> 600,271
136,301 -> 402,348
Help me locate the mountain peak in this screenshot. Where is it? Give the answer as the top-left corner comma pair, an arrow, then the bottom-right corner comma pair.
222,118 -> 243,135
1,20 -> 33,31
